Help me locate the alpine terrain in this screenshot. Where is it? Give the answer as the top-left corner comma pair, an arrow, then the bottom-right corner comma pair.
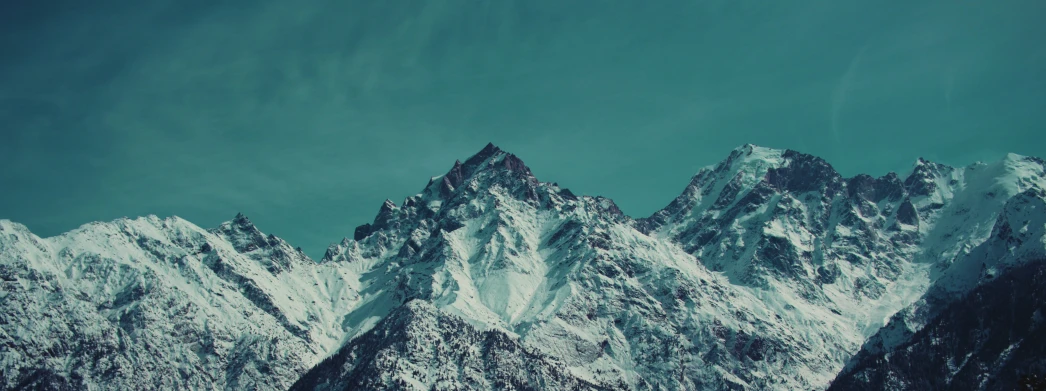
2,143 -> 1044,390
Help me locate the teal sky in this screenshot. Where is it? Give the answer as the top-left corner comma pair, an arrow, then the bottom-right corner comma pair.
2,0 -> 1044,259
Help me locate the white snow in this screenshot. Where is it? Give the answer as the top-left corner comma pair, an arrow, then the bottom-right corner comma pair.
4,146 -> 1043,391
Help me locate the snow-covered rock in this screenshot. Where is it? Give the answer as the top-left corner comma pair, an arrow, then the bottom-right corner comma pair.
830,188 -> 1046,390
310,144 -> 1046,390
0,215 -> 362,390
289,300 -> 612,391
828,256 -> 1046,390
2,143 -> 1043,390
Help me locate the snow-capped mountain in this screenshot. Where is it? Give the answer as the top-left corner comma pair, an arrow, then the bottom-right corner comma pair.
0,214 -> 364,390
828,256 -> 1046,391
1,143 -> 1043,390
829,187 -> 1046,390
288,300 -> 612,391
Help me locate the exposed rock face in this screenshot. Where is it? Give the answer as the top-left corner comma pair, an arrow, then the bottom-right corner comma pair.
831,188 -> 1046,390
309,144 -> 1046,390
829,259 -> 1046,391
1,144 -> 1044,390
640,145 -> 924,304
0,216 -> 351,390
289,301 -> 613,391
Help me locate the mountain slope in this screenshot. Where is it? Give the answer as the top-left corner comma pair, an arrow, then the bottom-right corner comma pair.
317,144 -> 860,389
311,144 -> 1045,389
1,143 -> 1043,390
829,189 -> 1046,390
0,215 -> 363,390
827,259 -> 1046,391
289,300 -> 614,391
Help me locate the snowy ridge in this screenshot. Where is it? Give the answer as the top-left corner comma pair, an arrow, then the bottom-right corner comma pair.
834,188 -> 1046,389
289,300 -> 613,391
304,144 -> 1046,390
829,217 -> 1046,391
0,215 -> 364,390
2,143 -> 1044,390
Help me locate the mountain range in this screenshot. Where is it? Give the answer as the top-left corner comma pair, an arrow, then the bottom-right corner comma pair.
2,143 -> 1044,390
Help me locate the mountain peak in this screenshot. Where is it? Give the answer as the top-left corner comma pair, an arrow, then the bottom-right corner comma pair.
216,213 -> 266,238
425,143 -> 536,201
213,213 -> 277,252
9,143 -> 1046,390
1001,152 -> 1046,177
463,142 -> 503,167
708,145 -> 842,195
909,155 -> 953,172
764,149 -> 843,194
232,212 -> 253,227
903,157 -> 954,197
725,144 -> 787,169
734,143 -> 782,155
480,141 -> 499,154
1000,152 -> 1046,169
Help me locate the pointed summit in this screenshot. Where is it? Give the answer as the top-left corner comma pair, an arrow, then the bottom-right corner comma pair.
903,157 -> 953,197
713,145 -> 842,194
460,142 -> 503,170
212,213 -> 284,257
217,213 -> 264,237
720,144 -> 786,171
459,142 -> 533,176
426,142 -> 537,200
354,142 -> 550,245
765,149 -> 843,194
477,142 -> 500,157
232,212 -> 253,228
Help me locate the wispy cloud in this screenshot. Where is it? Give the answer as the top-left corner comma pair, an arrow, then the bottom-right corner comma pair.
2,0 -> 1043,257
831,45 -> 867,144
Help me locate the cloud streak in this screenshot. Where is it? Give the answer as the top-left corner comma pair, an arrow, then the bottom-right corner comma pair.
2,0 -> 1044,258
831,45 -> 867,143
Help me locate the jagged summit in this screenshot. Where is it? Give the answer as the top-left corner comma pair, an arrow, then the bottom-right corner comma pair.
232,212 -> 252,225
210,212 -> 313,273
691,144 -> 844,196
712,145 -> 977,201
5,144 -> 1046,390
642,145 -> 1037,230
350,143 -> 551,243
425,142 -> 537,200
215,212 -> 266,240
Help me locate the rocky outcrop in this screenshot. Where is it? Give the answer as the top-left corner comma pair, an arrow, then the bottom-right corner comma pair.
2,144 -> 1044,390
